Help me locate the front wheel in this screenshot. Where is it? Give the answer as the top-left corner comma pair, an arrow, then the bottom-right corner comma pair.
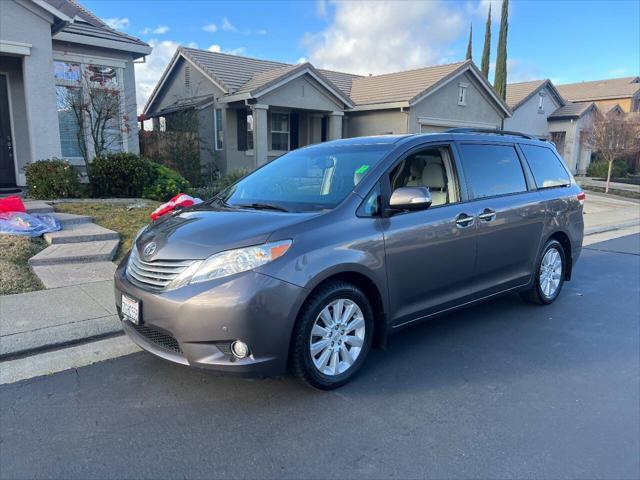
520,239 -> 566,305
289,281 -> 374,390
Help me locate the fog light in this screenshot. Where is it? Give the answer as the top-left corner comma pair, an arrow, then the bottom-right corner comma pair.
231,340 -> 249,359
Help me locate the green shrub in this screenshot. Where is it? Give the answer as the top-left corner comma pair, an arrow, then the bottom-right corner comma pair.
193,170 -> 248,199
90,152 -> 154,197
587,159 -> 632,179
25,159 -> 82,200
142,162 -> 192,201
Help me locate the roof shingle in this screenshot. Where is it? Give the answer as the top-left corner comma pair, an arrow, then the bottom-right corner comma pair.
556,77 -> 640,102
548,102 -> 596,120
505,80 -> 547,109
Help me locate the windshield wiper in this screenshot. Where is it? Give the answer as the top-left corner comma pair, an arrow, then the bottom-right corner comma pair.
235,203 -> 289,212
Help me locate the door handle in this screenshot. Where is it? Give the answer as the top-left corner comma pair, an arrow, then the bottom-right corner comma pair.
455,213 -> 475,228
478,208 -> 496,222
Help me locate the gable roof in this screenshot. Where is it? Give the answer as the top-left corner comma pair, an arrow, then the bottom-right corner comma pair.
41,0 -> 151,54
506,79 -> 566,110
548,101 -> 597,121
556,77 -> 640,102
145,48 -> 510,116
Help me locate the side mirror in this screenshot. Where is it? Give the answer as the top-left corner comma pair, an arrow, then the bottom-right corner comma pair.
389,186 -> 432,212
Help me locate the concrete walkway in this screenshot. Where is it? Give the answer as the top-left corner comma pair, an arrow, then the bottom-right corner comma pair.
582,192 -> 640,234
578,176 -> 640,195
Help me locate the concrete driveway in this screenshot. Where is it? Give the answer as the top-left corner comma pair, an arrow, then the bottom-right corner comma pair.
1,233 -> 638,480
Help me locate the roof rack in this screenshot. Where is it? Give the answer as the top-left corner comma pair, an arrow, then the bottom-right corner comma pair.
445,128 -> 536,140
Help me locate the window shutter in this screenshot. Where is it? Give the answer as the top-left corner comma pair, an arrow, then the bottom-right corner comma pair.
290,112 -> 299,149
237,109 -> 247,151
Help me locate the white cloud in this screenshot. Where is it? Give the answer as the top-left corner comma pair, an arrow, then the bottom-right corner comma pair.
608,67 -> 628,77
316,0 -> 329,18
256,29 -> 268,35
304,1 -> 465,75
221,17 -> 238,32
141,25 -> 170,35
208,44 -> 246,55
203,23 -> 218,33
103,17 -> 130,30
297,57 -> 308,64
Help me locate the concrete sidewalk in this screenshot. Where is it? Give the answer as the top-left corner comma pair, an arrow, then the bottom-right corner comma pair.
582,192 -> 640,235
0,280 -> 121,358
579,177 -> 640,195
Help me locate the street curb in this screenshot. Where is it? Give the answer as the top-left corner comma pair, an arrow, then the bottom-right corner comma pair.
584,220 -> 640,237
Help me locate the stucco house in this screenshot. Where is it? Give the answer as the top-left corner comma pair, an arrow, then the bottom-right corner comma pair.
0,0 -> 151,188
557,77 -> 640,113
142,48 -> 511,174
504,79 -> 599,175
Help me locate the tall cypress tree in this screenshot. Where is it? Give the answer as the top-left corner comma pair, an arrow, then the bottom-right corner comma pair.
466,24 -> 473,60
494,0 -> 509,99
481,4 -> 491,78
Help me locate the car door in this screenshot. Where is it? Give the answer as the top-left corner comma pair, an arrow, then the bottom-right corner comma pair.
381,143 -> 478,327
456,141 -> 546,297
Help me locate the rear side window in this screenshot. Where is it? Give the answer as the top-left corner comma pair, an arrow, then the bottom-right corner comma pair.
520,144 -> 571,188
458,144 -> 527,199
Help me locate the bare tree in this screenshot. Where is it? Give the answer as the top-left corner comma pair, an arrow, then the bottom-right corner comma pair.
64,69 -> 126,171
588,113 -> 640,193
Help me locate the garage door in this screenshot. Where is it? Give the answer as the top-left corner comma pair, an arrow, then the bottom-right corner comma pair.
419,124 -> 451,133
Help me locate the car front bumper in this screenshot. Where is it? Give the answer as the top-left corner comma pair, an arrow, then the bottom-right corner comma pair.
114,257 -> 307,377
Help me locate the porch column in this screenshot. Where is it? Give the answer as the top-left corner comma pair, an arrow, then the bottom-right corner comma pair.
328,111 -> 344,140
252,104 -> 269,167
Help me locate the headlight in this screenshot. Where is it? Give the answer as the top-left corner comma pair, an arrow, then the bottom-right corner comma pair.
170,240 -> 292,287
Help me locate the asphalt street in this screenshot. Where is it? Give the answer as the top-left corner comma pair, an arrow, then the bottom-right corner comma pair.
1,234 -> 639,480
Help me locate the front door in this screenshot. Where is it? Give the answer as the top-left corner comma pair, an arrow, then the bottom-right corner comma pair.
383,144 -> 478,327
456,142 -> 546,297
0,74 -> 17,187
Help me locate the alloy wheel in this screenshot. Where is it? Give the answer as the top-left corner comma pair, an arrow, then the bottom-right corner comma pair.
309,299 -> 366,376
539,247 -> 563,298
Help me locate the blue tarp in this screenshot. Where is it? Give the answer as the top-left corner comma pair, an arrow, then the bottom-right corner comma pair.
0,212 -> 61,237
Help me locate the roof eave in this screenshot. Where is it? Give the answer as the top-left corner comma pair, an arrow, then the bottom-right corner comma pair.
53,31 -> 151,56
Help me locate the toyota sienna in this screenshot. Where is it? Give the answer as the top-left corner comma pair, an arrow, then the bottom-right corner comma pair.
115,130 -> 585,389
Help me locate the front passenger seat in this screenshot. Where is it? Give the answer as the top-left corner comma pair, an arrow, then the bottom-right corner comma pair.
422,163 -> 448,206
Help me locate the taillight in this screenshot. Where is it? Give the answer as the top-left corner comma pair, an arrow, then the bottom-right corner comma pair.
577,191 -> 586,205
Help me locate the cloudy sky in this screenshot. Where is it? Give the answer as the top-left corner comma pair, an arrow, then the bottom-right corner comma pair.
83,0 -> 639,110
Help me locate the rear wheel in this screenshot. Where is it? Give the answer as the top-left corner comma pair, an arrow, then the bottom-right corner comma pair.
520,239 -> 566,305
290,281 -> 374,389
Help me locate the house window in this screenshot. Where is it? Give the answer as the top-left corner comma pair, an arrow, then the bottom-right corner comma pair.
458,83 -> 468,106
55,86 -> 83,158
271,112 -> 289,151
53,60 -> 125,159
215,108 -> 223,150
538,93 -> 545,112
246,112 -> 254,150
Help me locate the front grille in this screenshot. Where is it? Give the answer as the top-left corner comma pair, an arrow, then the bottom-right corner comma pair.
126,248 -> 195,290
129,322 -> 183,354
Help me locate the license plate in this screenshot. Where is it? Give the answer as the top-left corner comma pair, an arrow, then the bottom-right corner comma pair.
121,294 -> 140,325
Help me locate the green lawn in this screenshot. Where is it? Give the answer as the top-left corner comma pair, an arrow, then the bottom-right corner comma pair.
0,235 -> 46,295
54,201 -> 160,263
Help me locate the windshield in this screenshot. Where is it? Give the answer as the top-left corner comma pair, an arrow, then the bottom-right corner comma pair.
218,143 -> 392,212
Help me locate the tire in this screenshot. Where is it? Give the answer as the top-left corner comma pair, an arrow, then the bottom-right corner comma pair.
289,280 -> 374,390
520,239 -> 566,305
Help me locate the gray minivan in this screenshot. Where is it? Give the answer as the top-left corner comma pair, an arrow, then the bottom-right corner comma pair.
115,130 -> 585,389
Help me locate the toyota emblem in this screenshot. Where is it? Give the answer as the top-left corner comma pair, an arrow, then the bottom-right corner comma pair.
143,242 -> 157,257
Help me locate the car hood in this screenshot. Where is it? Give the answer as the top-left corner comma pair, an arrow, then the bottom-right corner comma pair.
135,205 -> 316,261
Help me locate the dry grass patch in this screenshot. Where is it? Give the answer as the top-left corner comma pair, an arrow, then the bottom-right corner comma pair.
54,201 -> 159,263
0,235 -> 46,295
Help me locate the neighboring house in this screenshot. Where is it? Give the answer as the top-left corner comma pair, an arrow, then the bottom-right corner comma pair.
142,48 -> 511,174
504,79 -> 565,138
546,102 -> 599,175
505,79 -> 601,175
0,0 -> 151,187
556,76 -> 640,113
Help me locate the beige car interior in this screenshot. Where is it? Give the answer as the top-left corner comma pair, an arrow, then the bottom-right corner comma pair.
393,148 -> 458,206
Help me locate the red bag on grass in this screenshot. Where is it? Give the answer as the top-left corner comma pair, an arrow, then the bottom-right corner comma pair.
0,195 -> 26,213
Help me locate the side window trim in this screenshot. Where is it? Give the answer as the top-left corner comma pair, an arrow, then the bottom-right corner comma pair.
455,140 -> 534,201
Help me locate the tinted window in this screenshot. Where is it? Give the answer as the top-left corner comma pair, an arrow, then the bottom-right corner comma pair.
459,144 -> 527,199
521,145 -> 571,188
